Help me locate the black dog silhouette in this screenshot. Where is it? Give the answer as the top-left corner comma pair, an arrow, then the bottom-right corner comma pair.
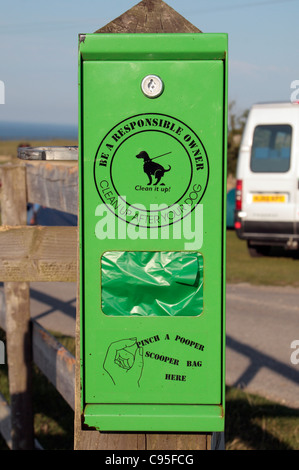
136,151 -> 171,186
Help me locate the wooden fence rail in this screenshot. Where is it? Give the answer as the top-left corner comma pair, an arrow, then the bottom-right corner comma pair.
0,315 -> 76,449
0,297 -> 76,411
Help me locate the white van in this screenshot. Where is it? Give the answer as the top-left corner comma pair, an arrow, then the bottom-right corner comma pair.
234,102 -> 299,256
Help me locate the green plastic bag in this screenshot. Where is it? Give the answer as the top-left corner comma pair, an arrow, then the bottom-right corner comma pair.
101,251 -> 203,317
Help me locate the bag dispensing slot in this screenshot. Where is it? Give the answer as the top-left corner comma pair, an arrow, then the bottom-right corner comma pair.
101,251 -> 204,317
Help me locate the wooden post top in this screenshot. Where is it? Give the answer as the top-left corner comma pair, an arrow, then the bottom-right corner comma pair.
95,0 -> 202,34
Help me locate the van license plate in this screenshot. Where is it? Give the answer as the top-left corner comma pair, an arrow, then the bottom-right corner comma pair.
252,194 -> 286,203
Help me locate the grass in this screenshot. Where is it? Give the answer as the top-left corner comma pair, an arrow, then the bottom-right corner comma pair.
226,229 -> 299,286
0,139 -> 298,449
0,230 -> 299,450
1,324 -> 298,450
225,386 -> 299,450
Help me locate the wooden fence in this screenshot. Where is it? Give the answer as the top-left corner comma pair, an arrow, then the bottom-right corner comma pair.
0,0 -> 227,451
0,155 -> 221,451
0,158 -> 78,450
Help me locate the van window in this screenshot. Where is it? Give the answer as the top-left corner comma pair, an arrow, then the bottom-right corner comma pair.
250,124 -> 292,172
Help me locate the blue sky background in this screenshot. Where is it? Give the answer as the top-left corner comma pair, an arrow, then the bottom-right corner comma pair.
0,0 -> 298,129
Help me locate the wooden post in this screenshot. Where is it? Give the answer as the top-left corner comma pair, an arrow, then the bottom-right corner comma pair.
75,0 -> 212,451
1,164 -> 34,450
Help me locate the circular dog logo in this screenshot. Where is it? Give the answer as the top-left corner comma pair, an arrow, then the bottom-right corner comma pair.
94,113 -> 209,228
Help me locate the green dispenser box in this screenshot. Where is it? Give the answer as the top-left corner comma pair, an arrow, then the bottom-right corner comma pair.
78,32 -> 227,432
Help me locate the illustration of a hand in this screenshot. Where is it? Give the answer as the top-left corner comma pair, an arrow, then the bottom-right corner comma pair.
103,338 -> 144,387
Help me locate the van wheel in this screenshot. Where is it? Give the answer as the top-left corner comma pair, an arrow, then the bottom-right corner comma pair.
247,242 -> 271,257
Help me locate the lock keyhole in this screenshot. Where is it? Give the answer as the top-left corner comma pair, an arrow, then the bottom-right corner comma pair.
141,75 -> 164,98
148,79 -> 155,91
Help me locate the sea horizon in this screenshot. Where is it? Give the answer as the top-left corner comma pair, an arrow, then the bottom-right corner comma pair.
0,120 -> 78,140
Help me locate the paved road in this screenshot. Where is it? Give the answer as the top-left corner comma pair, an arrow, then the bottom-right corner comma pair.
29,281 -> 77,337
28,281 -> 299,409
226,283 -> 299,409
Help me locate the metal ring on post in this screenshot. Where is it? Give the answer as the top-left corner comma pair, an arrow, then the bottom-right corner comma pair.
17,146 -> 78,161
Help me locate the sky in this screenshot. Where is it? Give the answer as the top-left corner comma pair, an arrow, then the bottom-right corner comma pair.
0,0 -> 298,127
